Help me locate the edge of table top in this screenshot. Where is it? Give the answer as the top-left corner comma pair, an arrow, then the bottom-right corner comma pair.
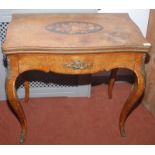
2,13 -> 151,54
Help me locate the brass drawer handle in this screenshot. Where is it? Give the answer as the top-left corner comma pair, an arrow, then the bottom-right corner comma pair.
63,60 -> 92,70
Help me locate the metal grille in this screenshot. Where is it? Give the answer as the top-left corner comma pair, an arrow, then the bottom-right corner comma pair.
0,22 -> 78,89
0,22 -> 9,43
18,71 -> 78,88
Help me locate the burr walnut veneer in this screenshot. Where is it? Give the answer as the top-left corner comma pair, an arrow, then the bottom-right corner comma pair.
2,14 -> 151,144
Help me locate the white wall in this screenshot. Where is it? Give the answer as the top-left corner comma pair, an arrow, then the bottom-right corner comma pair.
0,9 -> 98,22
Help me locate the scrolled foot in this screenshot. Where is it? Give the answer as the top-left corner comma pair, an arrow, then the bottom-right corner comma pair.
19,130 -> 25,144
120,127 -> 126,137
108,91 -> 112,99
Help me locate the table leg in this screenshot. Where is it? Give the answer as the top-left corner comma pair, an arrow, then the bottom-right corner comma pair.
6,70 -> 28,144
108,69 -> 118,99
119,64 -> 145,137
24,81 -> 29,103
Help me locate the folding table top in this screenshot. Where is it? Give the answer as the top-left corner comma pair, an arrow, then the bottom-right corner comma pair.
2,13 -> 151,54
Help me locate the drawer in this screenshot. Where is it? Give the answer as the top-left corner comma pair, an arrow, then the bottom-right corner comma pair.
17,52 -> 138,74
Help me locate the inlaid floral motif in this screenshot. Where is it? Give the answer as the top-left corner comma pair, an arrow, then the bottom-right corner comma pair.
45,21 -> 103,34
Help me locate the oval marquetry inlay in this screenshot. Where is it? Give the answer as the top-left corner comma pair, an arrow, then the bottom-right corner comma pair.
45,21 -> 103,35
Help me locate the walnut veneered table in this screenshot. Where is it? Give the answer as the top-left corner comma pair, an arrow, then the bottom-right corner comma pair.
2,13 -> 151,144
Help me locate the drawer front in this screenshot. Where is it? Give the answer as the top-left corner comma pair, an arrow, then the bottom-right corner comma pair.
18,52 -> 138,74
53,55 -> 95,74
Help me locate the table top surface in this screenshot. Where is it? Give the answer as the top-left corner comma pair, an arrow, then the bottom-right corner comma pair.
2,13 -> 151,54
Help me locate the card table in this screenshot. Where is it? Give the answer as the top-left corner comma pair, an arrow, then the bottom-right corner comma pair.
2,13 -> 151,144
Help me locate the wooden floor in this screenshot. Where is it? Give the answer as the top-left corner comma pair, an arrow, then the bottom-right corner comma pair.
0,82 -> 155,144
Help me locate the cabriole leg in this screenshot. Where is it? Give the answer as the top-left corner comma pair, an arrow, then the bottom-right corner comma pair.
6,56 -> 28,144
108,68 -> 118,99
24,81 -> 29,103
119,60 -> 145,137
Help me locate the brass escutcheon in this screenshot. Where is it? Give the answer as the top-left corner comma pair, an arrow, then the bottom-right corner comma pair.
63,60 -> 92,70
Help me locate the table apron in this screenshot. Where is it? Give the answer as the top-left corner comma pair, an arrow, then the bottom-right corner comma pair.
7,52 -> 145,75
